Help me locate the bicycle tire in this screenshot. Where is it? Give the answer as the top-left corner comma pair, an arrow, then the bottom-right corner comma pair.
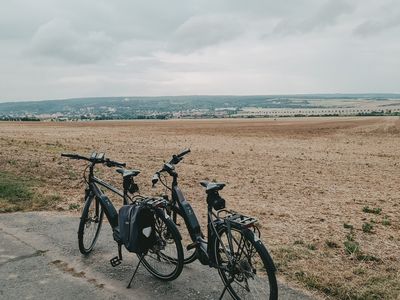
213,224 -> 278,300
173,209 -> 197,264
78,195 -> 104,254
140,208 -> 184,281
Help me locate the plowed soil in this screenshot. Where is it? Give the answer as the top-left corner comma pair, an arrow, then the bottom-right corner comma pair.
1,117 -> 399,299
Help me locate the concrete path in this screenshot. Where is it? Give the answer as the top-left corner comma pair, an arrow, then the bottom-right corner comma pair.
0,212 -> 315,299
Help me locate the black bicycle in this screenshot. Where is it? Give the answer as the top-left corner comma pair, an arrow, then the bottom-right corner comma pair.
61,152 -> 184,281
152,149 -> 278,299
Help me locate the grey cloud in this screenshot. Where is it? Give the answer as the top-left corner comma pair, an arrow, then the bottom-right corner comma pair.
353,15 -> 400,37
28,18 -> 114,64
272,0 -> 354,35
167,14 -> 244,53
0,0 -> 399,101
0,1 -> 53,40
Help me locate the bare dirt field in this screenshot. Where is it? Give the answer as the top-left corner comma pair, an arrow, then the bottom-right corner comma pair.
1,117 -> 399,299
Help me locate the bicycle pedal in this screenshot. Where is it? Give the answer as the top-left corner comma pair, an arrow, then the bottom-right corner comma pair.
110,256 -> 122,267
187,242 -> 197,251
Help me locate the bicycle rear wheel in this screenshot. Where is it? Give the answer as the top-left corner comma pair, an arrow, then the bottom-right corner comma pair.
78,194 -> 104,254
140,208 -> 184,281
213,225 -> 278,300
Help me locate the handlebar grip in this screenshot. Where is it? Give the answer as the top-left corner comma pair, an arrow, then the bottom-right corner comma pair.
113,162 -> 126,167
177,148 -> 191,158
105,159 -> 126,168
61,153 -> 79,159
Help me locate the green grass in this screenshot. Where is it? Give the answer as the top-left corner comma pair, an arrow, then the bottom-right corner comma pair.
325,240 -> 339,248
0,172 -> 34,210
343,223 -> 354,230
0,172 -> 61,212
362,222 -> 373,233
295,271 -> 398,300
344,240 -> 360,255
362,206 -> 382,215
69,203 -> 80,210
307,244 -> 317,251
273,246 -> 309,270
382,216 -> 391,226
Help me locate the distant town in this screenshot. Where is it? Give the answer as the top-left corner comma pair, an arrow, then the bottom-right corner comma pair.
1,94 -> 399,121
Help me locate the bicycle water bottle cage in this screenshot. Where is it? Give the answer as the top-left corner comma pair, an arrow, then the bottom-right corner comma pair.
217,210 -> 258,228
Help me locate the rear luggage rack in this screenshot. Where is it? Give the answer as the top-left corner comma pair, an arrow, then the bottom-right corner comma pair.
217,209 -> 258,227
143,197 -> 167,208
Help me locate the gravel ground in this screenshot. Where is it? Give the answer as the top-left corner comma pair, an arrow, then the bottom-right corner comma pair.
0,211 -> 314,300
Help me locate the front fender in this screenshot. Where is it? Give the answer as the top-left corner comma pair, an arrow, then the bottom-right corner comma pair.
154,207 -> 182,241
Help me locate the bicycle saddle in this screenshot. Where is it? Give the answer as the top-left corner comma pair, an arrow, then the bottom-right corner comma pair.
116,169 -> 140,178
200,181 -> 225,192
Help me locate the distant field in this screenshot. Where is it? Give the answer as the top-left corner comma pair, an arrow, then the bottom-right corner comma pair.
1,117 -> 399,299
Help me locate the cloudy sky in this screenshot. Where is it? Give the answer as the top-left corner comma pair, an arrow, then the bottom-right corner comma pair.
1,0 -> 399,102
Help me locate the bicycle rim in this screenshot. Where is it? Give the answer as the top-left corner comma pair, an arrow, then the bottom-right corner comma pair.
214,226 -> 277,300
78,196 -> 104,254
140,211 -> 183,281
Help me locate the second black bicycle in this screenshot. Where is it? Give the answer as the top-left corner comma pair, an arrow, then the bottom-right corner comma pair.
152,149 -> 278,299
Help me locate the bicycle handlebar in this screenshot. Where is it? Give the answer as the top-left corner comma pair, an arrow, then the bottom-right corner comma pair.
61,153 -> 126,168
104,158 -> 126,168
61,153 -> 88,160
177,148 -> 191,158
152,148 -> 190,187
168,148 -> 191,165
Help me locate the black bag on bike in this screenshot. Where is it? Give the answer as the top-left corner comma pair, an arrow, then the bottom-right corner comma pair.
118,204 -> 156,254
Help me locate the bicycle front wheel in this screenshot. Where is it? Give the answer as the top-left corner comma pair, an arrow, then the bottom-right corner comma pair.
213,225 -> 278,300
140,208 -> 184,281
78,195 -> 104,254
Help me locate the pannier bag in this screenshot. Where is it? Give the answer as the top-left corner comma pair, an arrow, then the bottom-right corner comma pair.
119,204 -> 156,254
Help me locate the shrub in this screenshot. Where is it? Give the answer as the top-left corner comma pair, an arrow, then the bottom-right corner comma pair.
362,222 -> 373,233
363,206 -> 382,215
382,216 -> 391,226
325,240 -> 339,248
343,223 -> 354,230
344,240 -> 360,254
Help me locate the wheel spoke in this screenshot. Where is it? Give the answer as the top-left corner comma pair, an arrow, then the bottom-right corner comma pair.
140,211 -> 183,280
214,227 -> 275,299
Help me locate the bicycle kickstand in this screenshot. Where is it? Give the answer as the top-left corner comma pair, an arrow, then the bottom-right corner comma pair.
127,254 -> 145,288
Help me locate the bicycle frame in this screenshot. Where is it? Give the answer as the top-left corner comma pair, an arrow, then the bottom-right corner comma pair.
86,162 -> 129,230
169,175 -> 235,267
